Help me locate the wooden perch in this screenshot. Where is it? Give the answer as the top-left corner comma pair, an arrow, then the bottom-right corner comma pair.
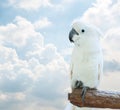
68,88 -> 120,109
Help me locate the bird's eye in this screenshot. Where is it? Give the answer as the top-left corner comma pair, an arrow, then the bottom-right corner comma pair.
81,29 -> 85,33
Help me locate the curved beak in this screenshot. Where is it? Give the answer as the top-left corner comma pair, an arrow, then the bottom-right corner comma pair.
69,28 -> 79,43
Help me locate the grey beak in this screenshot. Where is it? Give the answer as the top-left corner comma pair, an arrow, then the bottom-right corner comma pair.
69,28 -> 79,42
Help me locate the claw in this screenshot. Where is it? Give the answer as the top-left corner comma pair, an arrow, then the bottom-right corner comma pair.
81,86 -> 88,103
75,80 -> 83,89
81,87 -> 87,103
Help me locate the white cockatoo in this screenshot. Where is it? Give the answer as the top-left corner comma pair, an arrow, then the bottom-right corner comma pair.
67,20 -> 103,110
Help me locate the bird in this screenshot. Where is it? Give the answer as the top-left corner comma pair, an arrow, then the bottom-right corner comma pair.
69,20 -> 103,110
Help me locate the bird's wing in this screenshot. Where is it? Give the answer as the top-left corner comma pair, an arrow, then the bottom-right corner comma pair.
98,60 -> 103,81
98,64 -> 101,81
70,62 -> 73,79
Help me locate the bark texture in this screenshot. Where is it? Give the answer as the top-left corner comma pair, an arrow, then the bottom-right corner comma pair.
68,89 -> 120,109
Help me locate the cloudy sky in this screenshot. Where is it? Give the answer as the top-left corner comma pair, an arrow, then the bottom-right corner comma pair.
0,0 -> 120,110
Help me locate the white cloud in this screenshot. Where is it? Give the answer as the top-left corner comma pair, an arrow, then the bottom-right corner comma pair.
34,17 -> 52,29
102,27 -> 120,62
0,16 -> 69,110
99,72 -> 120,91
0,16 -> 43,47
0,46 -> 33,93
0,94 -> 7,100
8,0 -> 53,10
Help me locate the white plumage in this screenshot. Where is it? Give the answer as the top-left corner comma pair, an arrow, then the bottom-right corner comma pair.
68,21 -> 103,110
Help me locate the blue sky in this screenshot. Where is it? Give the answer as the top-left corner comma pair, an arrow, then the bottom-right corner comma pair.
0,0 -> 120,110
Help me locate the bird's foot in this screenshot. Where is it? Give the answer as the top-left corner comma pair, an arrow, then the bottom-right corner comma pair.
74,80 -> 93,104
74,80 -> 87,103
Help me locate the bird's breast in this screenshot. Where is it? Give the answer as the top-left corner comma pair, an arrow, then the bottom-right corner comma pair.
71,49 -> 102,88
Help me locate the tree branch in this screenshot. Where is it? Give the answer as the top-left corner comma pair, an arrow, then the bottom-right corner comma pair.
68,89 -> 120,109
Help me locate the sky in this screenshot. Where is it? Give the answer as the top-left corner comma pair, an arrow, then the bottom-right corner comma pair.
0,0 -> 120,110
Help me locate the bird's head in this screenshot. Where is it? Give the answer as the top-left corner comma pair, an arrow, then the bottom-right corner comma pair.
69,21 -> 103,47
